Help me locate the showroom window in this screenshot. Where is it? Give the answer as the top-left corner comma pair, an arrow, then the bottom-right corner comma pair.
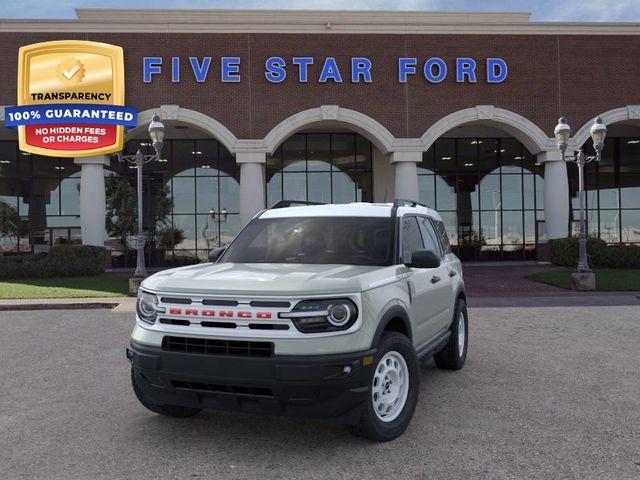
266,133 -> 373,206
569,137 -> 640,245
418,137 -> 544,261
0,141 -> 81,254
106,138 -> 240,266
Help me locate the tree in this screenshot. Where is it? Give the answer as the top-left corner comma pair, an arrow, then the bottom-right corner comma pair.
105,176 -> 173,252
157,226 -> 185,251
0,201 -> 22,251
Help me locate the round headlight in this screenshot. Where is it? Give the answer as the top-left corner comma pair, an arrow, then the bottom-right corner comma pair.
327,303 -> 351,327
137,291 -> 159,324
281,298 -> 358,333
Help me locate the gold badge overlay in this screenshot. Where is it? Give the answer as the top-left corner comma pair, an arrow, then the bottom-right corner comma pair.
17,40 -> 125,157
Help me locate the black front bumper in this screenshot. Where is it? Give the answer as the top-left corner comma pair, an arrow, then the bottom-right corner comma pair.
127,341 -> 376,424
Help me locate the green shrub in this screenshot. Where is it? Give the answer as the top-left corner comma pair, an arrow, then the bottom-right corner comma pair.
550,237 -> 640,268
0,245 -> 106,279
593,244 -> 640,268
163,254 -> 200,268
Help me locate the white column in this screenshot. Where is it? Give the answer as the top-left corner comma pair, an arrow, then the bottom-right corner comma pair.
74,155 -> 109,246
391,151 -> 421,201
538,151 -> 569,239
237,151 -> 266,224
373,146 -> 395,202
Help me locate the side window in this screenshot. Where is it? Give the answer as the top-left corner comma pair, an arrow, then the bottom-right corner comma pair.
418,217 -> 442,257
401,216 -> 424,264
435,220 -> 452,254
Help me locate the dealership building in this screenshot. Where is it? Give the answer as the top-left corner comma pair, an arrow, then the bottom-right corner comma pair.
0,9 -> 639,265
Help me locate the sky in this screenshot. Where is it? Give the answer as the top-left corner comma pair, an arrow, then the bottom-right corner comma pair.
1,0 -> 639,22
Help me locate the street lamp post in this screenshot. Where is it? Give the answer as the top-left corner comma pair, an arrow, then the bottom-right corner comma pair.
553,116 -> 607,286
117,114 -> 166,277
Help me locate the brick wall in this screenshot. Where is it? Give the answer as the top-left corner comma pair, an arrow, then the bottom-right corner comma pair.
0,32 -> 638,140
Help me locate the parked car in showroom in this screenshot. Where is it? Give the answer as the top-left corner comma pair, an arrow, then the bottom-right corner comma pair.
127,199 -> 468,441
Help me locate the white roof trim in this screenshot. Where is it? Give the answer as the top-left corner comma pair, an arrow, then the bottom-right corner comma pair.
0,10 -> 639,35
73,9 -> 532,24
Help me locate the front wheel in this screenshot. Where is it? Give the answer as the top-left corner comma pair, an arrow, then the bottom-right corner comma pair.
434,298 -> 468,370
347,332 -> 420,442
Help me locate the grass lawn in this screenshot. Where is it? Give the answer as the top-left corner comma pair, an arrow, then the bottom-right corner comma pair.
526,268 -> 640,291
0,275 -> 130,299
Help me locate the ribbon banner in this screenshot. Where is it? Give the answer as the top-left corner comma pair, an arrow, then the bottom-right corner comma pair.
6,103 -> 137,152
5,104 -> 137,128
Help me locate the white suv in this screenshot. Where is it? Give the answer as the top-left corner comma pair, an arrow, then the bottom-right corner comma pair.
128,200 -> 468,441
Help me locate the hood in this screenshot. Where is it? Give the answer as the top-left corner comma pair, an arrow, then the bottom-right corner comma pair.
141,262 -> 400,296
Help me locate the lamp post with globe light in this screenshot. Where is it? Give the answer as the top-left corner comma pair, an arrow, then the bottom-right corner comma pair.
553,116 -> 607,289
117,113 -> 165,277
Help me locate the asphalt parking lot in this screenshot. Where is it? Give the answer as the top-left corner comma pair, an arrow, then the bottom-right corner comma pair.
1,305 -> 639,480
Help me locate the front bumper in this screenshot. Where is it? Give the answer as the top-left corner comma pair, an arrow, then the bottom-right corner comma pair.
128,340 -> 376,424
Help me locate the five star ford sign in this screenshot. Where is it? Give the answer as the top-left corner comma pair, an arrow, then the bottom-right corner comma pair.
4,40 -> 137,158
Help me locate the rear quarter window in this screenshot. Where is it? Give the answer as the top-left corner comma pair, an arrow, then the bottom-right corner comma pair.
435,220 -> 452,254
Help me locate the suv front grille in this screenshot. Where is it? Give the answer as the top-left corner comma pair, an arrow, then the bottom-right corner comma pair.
162,336 -> 274,358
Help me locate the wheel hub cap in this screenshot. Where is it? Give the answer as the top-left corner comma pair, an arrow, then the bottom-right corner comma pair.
372,351 -> 409,422
458,311 -> 466,357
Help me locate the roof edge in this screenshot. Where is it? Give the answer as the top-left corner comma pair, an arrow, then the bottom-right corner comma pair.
73,8 -> 533,24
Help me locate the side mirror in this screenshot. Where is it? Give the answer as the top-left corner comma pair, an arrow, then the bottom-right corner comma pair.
406,249 -> 440,269
208,247 -> 226,262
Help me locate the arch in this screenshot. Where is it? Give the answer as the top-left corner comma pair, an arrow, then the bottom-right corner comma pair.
263,106 -> 396,155
420,106 -> 552,154
572,105 -> 640,148
127,106 -> 239,154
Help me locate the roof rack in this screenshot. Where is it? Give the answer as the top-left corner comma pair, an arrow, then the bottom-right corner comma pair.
270,200 -> 325,209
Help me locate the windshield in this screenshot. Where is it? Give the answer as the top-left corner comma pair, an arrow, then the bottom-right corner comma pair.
221,216 -> 394,266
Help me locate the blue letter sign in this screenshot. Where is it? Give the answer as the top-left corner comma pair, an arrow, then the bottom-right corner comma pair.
142,56 -> 508,84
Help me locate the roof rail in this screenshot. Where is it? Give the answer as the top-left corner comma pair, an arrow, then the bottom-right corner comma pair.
270,200 -> 325,209
392,198 -> 428,209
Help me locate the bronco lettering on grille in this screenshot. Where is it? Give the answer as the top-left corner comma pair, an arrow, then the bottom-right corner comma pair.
166,308 -> 272,320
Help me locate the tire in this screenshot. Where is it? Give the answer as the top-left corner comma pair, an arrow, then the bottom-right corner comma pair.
434,298 -> 468,370
347,331 -> 420,442
131,368 -> 201,418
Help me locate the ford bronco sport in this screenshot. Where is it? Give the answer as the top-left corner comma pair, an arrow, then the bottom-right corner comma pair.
127,199 -> 468,441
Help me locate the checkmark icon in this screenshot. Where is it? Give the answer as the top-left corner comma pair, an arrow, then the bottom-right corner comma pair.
62,64 -> 80,79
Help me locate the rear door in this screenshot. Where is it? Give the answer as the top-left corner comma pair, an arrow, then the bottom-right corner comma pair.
418,216 -> 453,335
418,216 -> 455,332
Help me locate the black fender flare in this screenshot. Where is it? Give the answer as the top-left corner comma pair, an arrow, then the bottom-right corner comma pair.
370,305 -> 413,349
448,287 -> 467,328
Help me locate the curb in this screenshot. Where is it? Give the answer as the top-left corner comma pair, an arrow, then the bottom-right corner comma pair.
0,302 -> 120,311
467,294 -> 640,308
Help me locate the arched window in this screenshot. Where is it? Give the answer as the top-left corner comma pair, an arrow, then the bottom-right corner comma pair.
418,137 -> 543,260
266,133 -> 373,207
107,138 -> 241,266
569,136 -> 640,244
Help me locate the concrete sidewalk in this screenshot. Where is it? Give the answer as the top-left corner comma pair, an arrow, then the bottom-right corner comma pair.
1,264 -> 638,311
0,296 -> 135,312
1,291 -> 638,311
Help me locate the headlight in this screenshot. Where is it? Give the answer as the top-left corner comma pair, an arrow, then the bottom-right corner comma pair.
136,290 -> 163,324
280,298 -> 358,333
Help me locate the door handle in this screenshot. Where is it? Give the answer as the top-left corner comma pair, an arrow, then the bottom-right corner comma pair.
448,270 -> 457,277
430,275 -> 440,284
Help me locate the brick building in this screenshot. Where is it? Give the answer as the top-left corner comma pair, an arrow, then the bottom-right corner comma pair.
0,9 -> 639,264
